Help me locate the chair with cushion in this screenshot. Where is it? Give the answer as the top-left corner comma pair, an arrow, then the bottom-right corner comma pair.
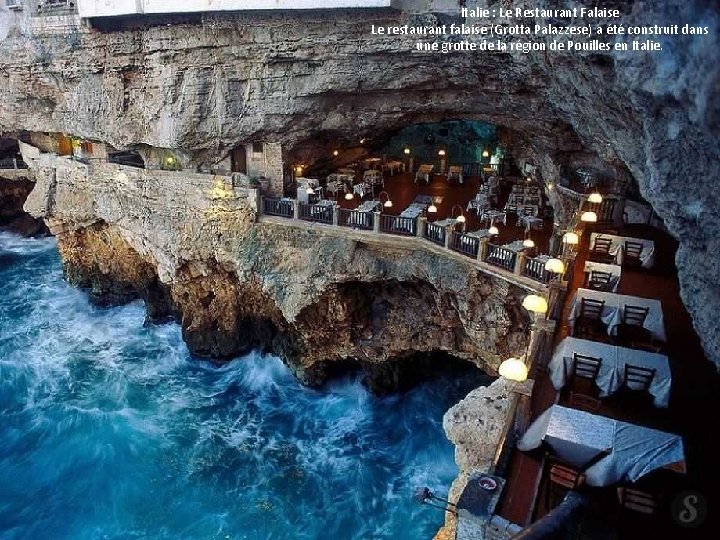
590,237 -> 615,263
587,270 -> 614,292
614,305 -> 651,348
623,241 -> 644,268
546,458 -> 586,510
573,298 -> 607,340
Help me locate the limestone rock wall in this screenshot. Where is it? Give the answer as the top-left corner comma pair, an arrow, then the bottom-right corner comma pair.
1,0 -> 718,366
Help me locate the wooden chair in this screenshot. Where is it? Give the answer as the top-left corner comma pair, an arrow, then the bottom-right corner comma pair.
546,458 -> 586,510
615,305 -> 651,347
587,270 -> 614,292
573,298 -> 607,340
617,486 -> 660,515
567,354 -> 603,411
590,237 -> 615,264
624,364 -> 656,393
624,241 -> 644,268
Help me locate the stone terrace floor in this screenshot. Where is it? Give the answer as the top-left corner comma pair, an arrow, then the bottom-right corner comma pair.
496,222 -> 720,539
325,170 -> 555,255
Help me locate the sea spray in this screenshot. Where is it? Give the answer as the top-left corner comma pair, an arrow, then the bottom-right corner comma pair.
0,232 -> 482,540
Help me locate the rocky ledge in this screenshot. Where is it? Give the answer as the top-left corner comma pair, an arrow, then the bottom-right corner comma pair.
21,148 -> 532,391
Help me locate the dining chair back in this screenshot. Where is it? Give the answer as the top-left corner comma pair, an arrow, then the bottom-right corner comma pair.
588,270 -> 613,291
624,241 -> 644,267
624,364 -> 655,392
617,487 -> 659,515
591,237 -> 612,256
622,305 -> 650,327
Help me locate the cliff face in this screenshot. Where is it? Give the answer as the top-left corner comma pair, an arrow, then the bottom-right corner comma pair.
20,148 -> 531,389
54,215 -> 533,389
1,0 -> 719,366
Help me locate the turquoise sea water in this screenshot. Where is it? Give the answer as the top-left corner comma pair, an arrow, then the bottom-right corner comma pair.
0,232 -> 474,540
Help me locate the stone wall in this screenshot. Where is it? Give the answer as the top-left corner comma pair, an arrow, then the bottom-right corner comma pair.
1,2 -> 718,367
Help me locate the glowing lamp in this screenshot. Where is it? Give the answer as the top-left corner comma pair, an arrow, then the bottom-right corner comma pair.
333,150 -> 339,157
384,199 -> 393,208
488,225 -> 499,235
499,357 -> 528,382
523,238 -> 535,248
482,149 -> 490,158
588,192 -> 603,204
522,294 -> 548,315
438,149 -> 446,157
404,148 -> 411,155
345,192 -> 354,201
562,232 -> 579,245
544,258 -> 565,274
428,204 -> 438,213
456,214 -> 466,224
581,211 -> 598,223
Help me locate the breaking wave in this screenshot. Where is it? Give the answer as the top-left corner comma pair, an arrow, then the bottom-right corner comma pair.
0,232 -> 476,540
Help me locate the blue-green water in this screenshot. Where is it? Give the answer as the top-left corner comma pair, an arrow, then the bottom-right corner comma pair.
0,232 -> 471,540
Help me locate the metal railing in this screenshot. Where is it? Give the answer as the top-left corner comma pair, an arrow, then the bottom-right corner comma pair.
485,244 -> 517,271
262,197 -> 294,218
258,197 -> 551,291
338,208 -> 374,230
524,256 -> 551,283
299,202 -> 334,224
380,214 -> 417,236
451,232 -> 480,258
424,222 -> 446,246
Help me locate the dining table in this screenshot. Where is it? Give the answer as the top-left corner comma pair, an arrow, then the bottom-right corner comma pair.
548,337 -> 672,407
415,164 -> 434,184
568,288 -> 667,341
447,165 -> 463,184
591,233 -> 656,269
363,169 -> 383,184
400,203 -> 426,219
517,405 -> 685,487
384,160 -> 405,175
480,209 -> 507,226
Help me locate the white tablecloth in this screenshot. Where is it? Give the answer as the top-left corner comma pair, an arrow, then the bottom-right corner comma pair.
549,337 -> 672,407
357,200 -> 380,213
517,214 -> 544,229
363,169 -> 383,184
467,196 -> 489,212
465,229 -> 491,239
400,203 -> 426,218
385,160 -> 405,175
591,233 -> 655,269
434,218 -> 458,227
480,210 -> 507,225
503,240 -> 528,253
415,164 -> 433,184
583,261 -> 622,292
447,165 -> 463,184
568,288 -> 666,341
518,405 -> 685,486
353,182 -> 373,198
